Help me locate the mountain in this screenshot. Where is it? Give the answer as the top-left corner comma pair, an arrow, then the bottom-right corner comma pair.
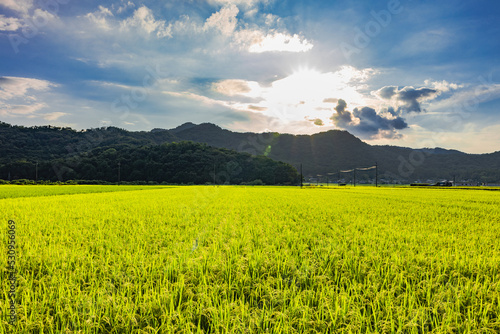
170,123 -> 500,183
1,121 -> 500,183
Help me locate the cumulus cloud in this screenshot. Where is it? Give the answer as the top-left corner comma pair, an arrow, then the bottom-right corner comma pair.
373,85 -> 439,113
330,99 -> 353,126
203,4 -> 239,36
115,1 -> 135,14
121,6 -> 172,38
0,0 -> 33,15
353,107 -> 408,133
330,99 -> 408,139
85,5 -> 114,31
0,15 -> 25,31
426,80 -> 465,92
0,1 -> 58,35
202,5 -> 312,53
82,5 -> 172,38
375,86 -> 397,100
75,3 -> 311,57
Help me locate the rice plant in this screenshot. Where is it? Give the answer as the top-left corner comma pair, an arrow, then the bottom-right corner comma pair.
1,186 -> 499,333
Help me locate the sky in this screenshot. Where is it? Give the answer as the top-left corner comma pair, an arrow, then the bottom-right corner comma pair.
1,0 -> 500,153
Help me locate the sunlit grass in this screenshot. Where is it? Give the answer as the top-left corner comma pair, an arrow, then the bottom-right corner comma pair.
0,185 -> 171,199
1,186 -> 499,332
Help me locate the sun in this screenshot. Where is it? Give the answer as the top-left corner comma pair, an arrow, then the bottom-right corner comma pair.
258,68 -> 356,123
273,68 -> 328,103
234,66 -> 373,127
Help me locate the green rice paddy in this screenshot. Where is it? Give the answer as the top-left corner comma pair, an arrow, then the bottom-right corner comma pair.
1,185 -> 499,333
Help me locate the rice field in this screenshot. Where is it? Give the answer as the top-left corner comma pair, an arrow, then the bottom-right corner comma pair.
1,185 -> 500,333
0,185 -> 169,200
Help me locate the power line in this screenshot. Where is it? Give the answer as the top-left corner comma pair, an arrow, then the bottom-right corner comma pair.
338,164 -> 379,187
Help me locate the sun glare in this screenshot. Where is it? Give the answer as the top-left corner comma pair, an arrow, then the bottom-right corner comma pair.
249,67 -> 370,125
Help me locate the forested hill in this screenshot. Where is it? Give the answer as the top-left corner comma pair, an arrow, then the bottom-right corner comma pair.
0,140 -> 299,185
0,121 -> 177,162
1,121 -> 500,183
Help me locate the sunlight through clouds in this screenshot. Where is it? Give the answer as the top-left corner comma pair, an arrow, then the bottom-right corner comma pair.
212,66 -> 376,126
248,32 -> 313,53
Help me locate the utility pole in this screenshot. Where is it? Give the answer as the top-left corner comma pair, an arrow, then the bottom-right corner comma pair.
353,169 -> 356,187
35,161 -> 38,183
300,164 -> 303,188
213,163 -> 216,186
375,162 -> 378,187
118,162 -> 121,184
327,172 -> 335,187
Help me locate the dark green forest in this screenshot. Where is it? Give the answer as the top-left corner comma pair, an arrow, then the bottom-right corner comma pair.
0,122 -> 299,184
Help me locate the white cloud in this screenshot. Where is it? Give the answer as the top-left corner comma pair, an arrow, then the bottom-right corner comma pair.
0,15 -> 25,31
85,5 -> 114,31
68,3 -> 312,65
247,32 -> 313,53
212,79 -> 253,96
116,1 -> 135,14
82,5 -> 172,38
0,0 -> 34,15
164,91 -> 231,108
0,76 -> 55,100
207,0 -> 269,9
203,4 -> 239,36
425,80 -> 465,93
0,76 -> 57,119
0,2 -> 58,33
121,6 -> 172,38
32,8 -> 56,24
428,83 -> 500,114
264,13 -> 279,26
42,111 -> 67,121
0,103 -> 47,117
126,6 -> 170,37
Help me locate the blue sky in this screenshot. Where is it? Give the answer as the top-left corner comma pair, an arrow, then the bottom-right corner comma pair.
1,0 -> 500,153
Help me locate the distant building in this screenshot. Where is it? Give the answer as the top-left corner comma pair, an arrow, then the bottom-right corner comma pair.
434,181 -> 453,186
455,182 -> 479,187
